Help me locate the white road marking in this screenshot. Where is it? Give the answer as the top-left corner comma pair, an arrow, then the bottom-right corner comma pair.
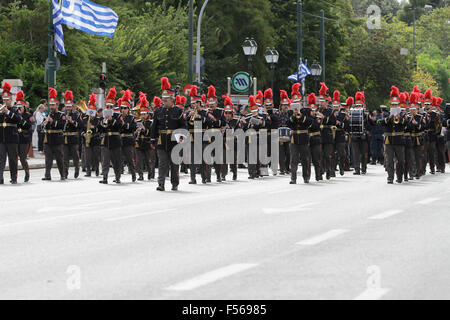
354,288 -> 390,300
105,209 -> 176,222
267,188 -> 296,195
263,202 -> 319,214
36,201 -> 122,213
296,229 -> 348,245
415,197 -> 440,205
368,209 -> 403,220
166,263 -> 258,291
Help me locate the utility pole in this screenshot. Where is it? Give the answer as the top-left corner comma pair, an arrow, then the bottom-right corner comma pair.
296,0 -> 302,85
47,0 -> 56,89
320,10 -> 325,83
196,0 -> 210,84
188,0 -> 194,85
413,7 -> 417,69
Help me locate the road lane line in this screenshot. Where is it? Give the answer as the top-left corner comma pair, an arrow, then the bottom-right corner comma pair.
415,197 -> 440,205
166,263 -> 258,291
263,202 -> 319,214
368,209 -> 403,220
354,288 -> 390,300
296,229 -> 348,245
105,209 -> 176,222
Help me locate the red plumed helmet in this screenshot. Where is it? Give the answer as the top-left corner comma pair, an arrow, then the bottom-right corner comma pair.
307,93 -> 316,106
390,86 -> 400,98
436,97 -> 443,106
432,97 -> 438,107
403,91 -> 409,102
399,93 -> 406,105
189,85 -> 201,103
424,89 -> 432,100
409,92 -> 418,105
255,90 -> 263,106
153,96 -> 162,108
280,90 -> 290,105
121,89 -> 133,102
332,90 -> 340,106
207,85 -> 218,105
88,93 -> 97,109
264,88 -> 273,106
175,95 -> 182,106
248,96 -> 258,110
105,86 -> 117,105
180,96 -> 187,105
139,93 -> 149,108
64,90 -> 74,105
161,77 -> 174,98
413,85 -> 421,93
16,90 -> 25,103
222,94 -> 234,108
346,97 -> 354,107
48,87 -> 58,104
319,82 -> 328,97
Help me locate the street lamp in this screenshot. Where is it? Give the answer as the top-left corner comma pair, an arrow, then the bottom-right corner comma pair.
242,37 -> 258,96
310,60 -> 322,93
264,48 -> 279,90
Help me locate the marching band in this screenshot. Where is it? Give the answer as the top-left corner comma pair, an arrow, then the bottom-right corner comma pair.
0,78 -> 448,188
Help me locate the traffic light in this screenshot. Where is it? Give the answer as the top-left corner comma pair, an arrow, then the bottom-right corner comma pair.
99,73 -> 106,89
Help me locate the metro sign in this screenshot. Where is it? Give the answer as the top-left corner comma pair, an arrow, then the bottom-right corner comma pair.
232,72 -> 251,93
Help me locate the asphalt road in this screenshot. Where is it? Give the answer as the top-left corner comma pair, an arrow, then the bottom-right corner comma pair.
0,164 -> 449,300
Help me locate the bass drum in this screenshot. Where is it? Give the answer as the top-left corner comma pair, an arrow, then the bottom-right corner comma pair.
349,108 -> 364,135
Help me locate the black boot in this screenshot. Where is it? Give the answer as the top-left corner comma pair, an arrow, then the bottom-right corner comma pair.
387,178 -> 394,184
138,175 -> 144,181
95,168 -> 99,176
99,179 -> 108,184
290,180 -> 296,184
24,171 -> 30,183
171,185 -> 178,191
189,179 -> 197,184
74,168 -> 80,179
156,184 -> 165,191
42,177 -> 51,181
217,176 -> 222,183
232,172 -> 237,181
85,172 -> 91,177
0,178 -> 3,184
132,174 -> 136,182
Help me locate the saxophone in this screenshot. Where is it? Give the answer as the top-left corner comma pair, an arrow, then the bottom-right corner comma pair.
85,116 -> 93,148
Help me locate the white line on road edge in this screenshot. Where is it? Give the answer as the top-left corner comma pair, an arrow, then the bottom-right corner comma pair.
263,202 -> 319,214
105,209 -> 176,222
415,197 -> 440,205
354,288 -> 390,300
368,210 -> 403,220
296,229 -> 348,246
166,263 -> 258,291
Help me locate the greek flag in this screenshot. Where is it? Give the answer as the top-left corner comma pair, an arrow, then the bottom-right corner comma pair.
52,0 -> 118,55
52,0 -> 66,55
288,61 -> 312,82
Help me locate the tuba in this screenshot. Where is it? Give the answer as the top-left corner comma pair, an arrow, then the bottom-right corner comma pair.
76,100 -> 87,114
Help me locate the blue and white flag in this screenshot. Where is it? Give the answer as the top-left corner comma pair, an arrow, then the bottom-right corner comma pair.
52,0 -> 66,55
60,0 -> 118,37
288,61 -> 312,82
51,0 -> 119,55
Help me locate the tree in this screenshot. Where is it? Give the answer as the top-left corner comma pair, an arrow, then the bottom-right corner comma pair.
351,0 -> 401,17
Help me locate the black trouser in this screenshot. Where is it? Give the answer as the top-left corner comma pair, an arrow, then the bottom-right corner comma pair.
190,142 -> 209,182
86,145 -> 101,175
102,146 -> 121,181
223,142 -> 237,178
18,143 -> 30,176
414,145 -> 424,176
64,144 -> 80,177
0,143 -> 18,182
137,148 -> 156,179
322,143 -> 334,176
335,142 -> 346,173
247,137 -> 259,177
122,145 -> 136,177
37,129 -> 45,152
81,144 -> 86,171
310,143 -> 322,179
290,144 -> 311,182
386,144 -> 405,181
351,139 -> 368,173
157,148 -> 179,187
436,138 -> 445,171
422,140 -> 429,174
404,145 -> 416,178
279,142 -> 290,173
428,141 -> 437,172
44,144 -> 64,179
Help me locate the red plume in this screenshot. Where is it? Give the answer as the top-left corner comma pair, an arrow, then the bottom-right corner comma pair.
161,77 -> 171,91
436,97 -> 443,106
355,91 -> 364,102
207,85 -> 216,98
2,82 -> 11,93
291,83 -> 301,96
180,96 -> 187,105
399,93 -> 406,104
432,97 -> 438,106
319,82 -> 328,96
106,86 -> 117,100
201,94 -> 206,103
307,93 -> 316,105
264,89 -> 273,99
121,89 -> 133,101
49,88 -> 58,99
390,86 -> 399,98
153,96 -> 162,108
256,90 -> 263,101
175,95 -> 182,105
88,93 -> 97,107
139,93 -> 149,108
424,89 -> 432,100
403,91 -> 409,101
189,85 -> 198,97
64,90 -> 73,102
116,98 -> 122,106
280,90 -> 289,100
409,92 -> 418,105
346,97 -> 354,106
16,90 -> 25,102
413,85 -> 421,93
333,90 -> 340,102
248,96 -> 257,107
222,94 -> 234,106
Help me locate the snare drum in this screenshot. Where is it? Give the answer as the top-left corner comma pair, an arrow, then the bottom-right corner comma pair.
278,127 -> 291,142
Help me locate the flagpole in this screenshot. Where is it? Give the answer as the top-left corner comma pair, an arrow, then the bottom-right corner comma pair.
47,0 -> 57,89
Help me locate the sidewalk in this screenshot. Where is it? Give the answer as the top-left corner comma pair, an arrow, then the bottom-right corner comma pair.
5,149 -> 47,171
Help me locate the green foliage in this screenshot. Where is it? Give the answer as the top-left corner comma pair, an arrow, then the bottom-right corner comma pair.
351,0 -> 401,17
